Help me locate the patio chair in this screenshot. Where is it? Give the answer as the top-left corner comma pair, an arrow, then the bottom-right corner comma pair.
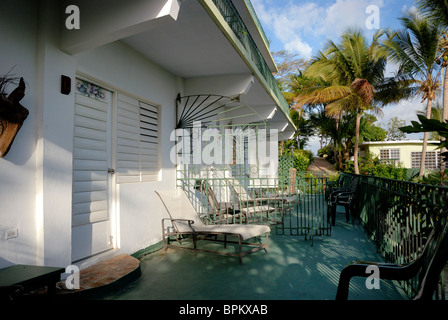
325,174 -> 346,201
226,178 -> 285,224
155,189 -> 270,263
327,177 -> 359,226
326,175 -> 355,200
196,179 -> 242,224
336,217 -> 448,300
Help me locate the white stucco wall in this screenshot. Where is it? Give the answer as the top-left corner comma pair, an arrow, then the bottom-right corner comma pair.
1,0 -> 284,270
74,41 -> 179,255
0,0 -> 39,267
0,0 -> 180,269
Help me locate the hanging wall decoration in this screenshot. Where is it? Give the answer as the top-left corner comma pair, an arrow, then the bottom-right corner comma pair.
0,73 -> 29,158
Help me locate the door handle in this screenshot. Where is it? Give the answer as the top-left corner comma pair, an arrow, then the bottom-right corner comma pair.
107,168 -> 115,174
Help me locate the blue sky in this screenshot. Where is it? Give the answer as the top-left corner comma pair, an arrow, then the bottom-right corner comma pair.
252,0 -> 416,60
251,0 -> 425,151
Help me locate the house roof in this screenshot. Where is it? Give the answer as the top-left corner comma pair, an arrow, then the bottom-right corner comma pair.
360,140 -> 441,147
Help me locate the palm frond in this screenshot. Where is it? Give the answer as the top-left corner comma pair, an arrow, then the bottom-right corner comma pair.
374,71 -> 419,106
416,0 -> 448,29
398,11 -> 441,73
325,91 -> 361,116
293,85 -> 352,109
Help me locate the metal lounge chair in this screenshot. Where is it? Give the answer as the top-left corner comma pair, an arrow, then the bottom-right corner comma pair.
226,178 -> 287,225
336,217 -> 448,300
155,189 -> 270,263
196,179 -> 240,224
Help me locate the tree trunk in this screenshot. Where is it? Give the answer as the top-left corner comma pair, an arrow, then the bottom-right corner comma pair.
354,109 -> 362,175
442,67 -> 448,170
419,98 -> 433,178
335,114 -> 343,171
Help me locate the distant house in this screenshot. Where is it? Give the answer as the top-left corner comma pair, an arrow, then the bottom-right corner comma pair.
359,140 -> 444,169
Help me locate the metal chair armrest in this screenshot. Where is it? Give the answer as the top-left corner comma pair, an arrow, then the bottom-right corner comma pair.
162,218 -> 195,234
330,191 -> 355,204
335,191 -> 355,199
336,260 -> 421,300
326,181 -> 340,188
162,218 -> 195,224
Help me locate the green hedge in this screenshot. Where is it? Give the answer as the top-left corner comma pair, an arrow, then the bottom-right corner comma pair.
344,155 -> 408,180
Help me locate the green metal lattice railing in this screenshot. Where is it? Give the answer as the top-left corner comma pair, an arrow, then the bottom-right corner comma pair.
177,166 -> 335,240
207,0 -> 291,118
278,171 -> 334,239
242,0 -> 271,49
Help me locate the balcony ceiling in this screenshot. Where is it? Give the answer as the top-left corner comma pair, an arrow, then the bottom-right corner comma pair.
121,0 -> 292,138
122,0 -> 250,79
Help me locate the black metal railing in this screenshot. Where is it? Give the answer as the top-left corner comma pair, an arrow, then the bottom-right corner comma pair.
343,172 -> 448,297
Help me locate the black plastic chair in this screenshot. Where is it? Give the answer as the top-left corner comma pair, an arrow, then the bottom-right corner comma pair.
325,174 -> 350,201
327,177 -> 358,226
336,218 -> 448,300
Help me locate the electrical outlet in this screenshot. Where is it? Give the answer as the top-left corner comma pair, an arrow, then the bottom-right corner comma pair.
5,228 -> 18,240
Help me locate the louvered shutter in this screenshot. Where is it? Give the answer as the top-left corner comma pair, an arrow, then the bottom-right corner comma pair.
117,93 -> 160,183
117,94 -> 141,183
139,101 -> 160,182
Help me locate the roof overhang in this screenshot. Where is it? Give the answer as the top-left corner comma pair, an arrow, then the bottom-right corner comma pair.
60,0 -> 294,137
360,140 -> 442,147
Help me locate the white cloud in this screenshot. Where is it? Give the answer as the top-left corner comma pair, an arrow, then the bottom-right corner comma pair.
252,1 -> 323,58
321,0 -> 385,37
378,97 -> 423,127
252,1 -> 321,58
401,4 -> 418,14
284,38 -> 313,58
252,0 -> 385,58
376,97 -> 425,140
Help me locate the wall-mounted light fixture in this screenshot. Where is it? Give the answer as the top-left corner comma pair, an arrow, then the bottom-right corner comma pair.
61,75 -> 71,95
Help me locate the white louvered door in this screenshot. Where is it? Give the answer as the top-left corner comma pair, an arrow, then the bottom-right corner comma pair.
72,79 -> 114,262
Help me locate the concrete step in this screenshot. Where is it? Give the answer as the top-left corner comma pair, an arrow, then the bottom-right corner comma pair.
56,254 -> 140,299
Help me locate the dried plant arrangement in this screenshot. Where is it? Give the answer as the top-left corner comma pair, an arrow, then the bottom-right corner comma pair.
0,68 -> 29,158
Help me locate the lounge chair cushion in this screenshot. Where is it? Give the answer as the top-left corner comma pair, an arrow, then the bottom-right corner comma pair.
190,224 -> 271,241
240,205 -> 274,216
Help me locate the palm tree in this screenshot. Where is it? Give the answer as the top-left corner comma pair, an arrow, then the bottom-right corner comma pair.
417,101 -> 444,121
417,101 -> 445,140
293,28 -> 395,174
309,106 -> 334,151
288,60 -> 347,169
417,0 -> 448,26
383,11 -> 442,177
416,0 -> 448,167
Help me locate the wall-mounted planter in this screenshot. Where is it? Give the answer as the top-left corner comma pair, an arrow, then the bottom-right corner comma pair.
0,77 -> 29,158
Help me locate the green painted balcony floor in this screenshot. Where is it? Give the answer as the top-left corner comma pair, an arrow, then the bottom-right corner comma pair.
108,219 -> 408,300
